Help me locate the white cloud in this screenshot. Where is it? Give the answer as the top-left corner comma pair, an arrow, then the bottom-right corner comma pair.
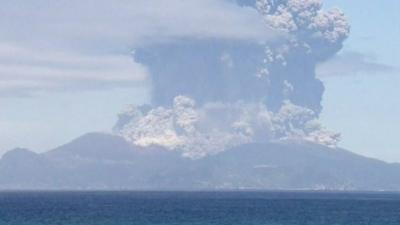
0,0 -> 276,96
317,51 -> 396,78
0,0 -> 274,48
0,43 -> 149,96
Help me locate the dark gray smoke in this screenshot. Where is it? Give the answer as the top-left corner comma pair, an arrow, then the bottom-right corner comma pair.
134,0 -> 349,113
134,40 -> 267,106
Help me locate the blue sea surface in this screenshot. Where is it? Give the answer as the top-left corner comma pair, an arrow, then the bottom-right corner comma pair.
0,191 -> 400,225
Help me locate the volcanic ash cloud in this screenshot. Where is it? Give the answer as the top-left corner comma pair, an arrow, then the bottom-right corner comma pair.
116,96 -> 340,159
114,0 -> 349,158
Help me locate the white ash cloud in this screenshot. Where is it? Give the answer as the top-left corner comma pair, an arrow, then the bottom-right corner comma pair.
115,0 -> 348,157
116,96 -> 340,159
116,96 -> 272,158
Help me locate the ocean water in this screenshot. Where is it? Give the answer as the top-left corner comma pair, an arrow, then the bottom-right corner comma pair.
0,191 -> 400,225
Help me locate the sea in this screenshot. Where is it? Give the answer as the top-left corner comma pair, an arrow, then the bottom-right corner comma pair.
0,191 -> 399,225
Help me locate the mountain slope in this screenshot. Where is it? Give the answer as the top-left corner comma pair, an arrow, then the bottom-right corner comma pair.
0,133 -> 399,190
198,142 -> 400,190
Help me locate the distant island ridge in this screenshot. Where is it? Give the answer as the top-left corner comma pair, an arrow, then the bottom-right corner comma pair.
1,132 -> 399,191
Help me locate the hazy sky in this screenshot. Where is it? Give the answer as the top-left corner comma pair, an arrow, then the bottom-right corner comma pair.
0,0 -> 399,162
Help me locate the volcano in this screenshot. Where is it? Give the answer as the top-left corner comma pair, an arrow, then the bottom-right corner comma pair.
1,132 -> 399,191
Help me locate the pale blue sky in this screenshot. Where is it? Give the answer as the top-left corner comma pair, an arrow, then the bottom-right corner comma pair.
320,0 -> 400,162
0,0 -> 399,162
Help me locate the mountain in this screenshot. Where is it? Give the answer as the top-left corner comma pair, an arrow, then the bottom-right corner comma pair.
1,132 -> 400,190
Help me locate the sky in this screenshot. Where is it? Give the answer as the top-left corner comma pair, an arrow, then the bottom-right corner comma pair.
320,0 -> 400,162
0,0 -> 399,162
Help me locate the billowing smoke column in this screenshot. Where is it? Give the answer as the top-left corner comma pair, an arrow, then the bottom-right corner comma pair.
114,0 -> 349,159
255,0 -> 349,113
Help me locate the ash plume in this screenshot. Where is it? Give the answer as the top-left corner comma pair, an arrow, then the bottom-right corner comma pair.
255,0 -> 350,113
114,0 -> 349,158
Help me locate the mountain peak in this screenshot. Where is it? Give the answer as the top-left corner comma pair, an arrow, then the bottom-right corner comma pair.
45,132 -> 134,160
1,148 -> 38,161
